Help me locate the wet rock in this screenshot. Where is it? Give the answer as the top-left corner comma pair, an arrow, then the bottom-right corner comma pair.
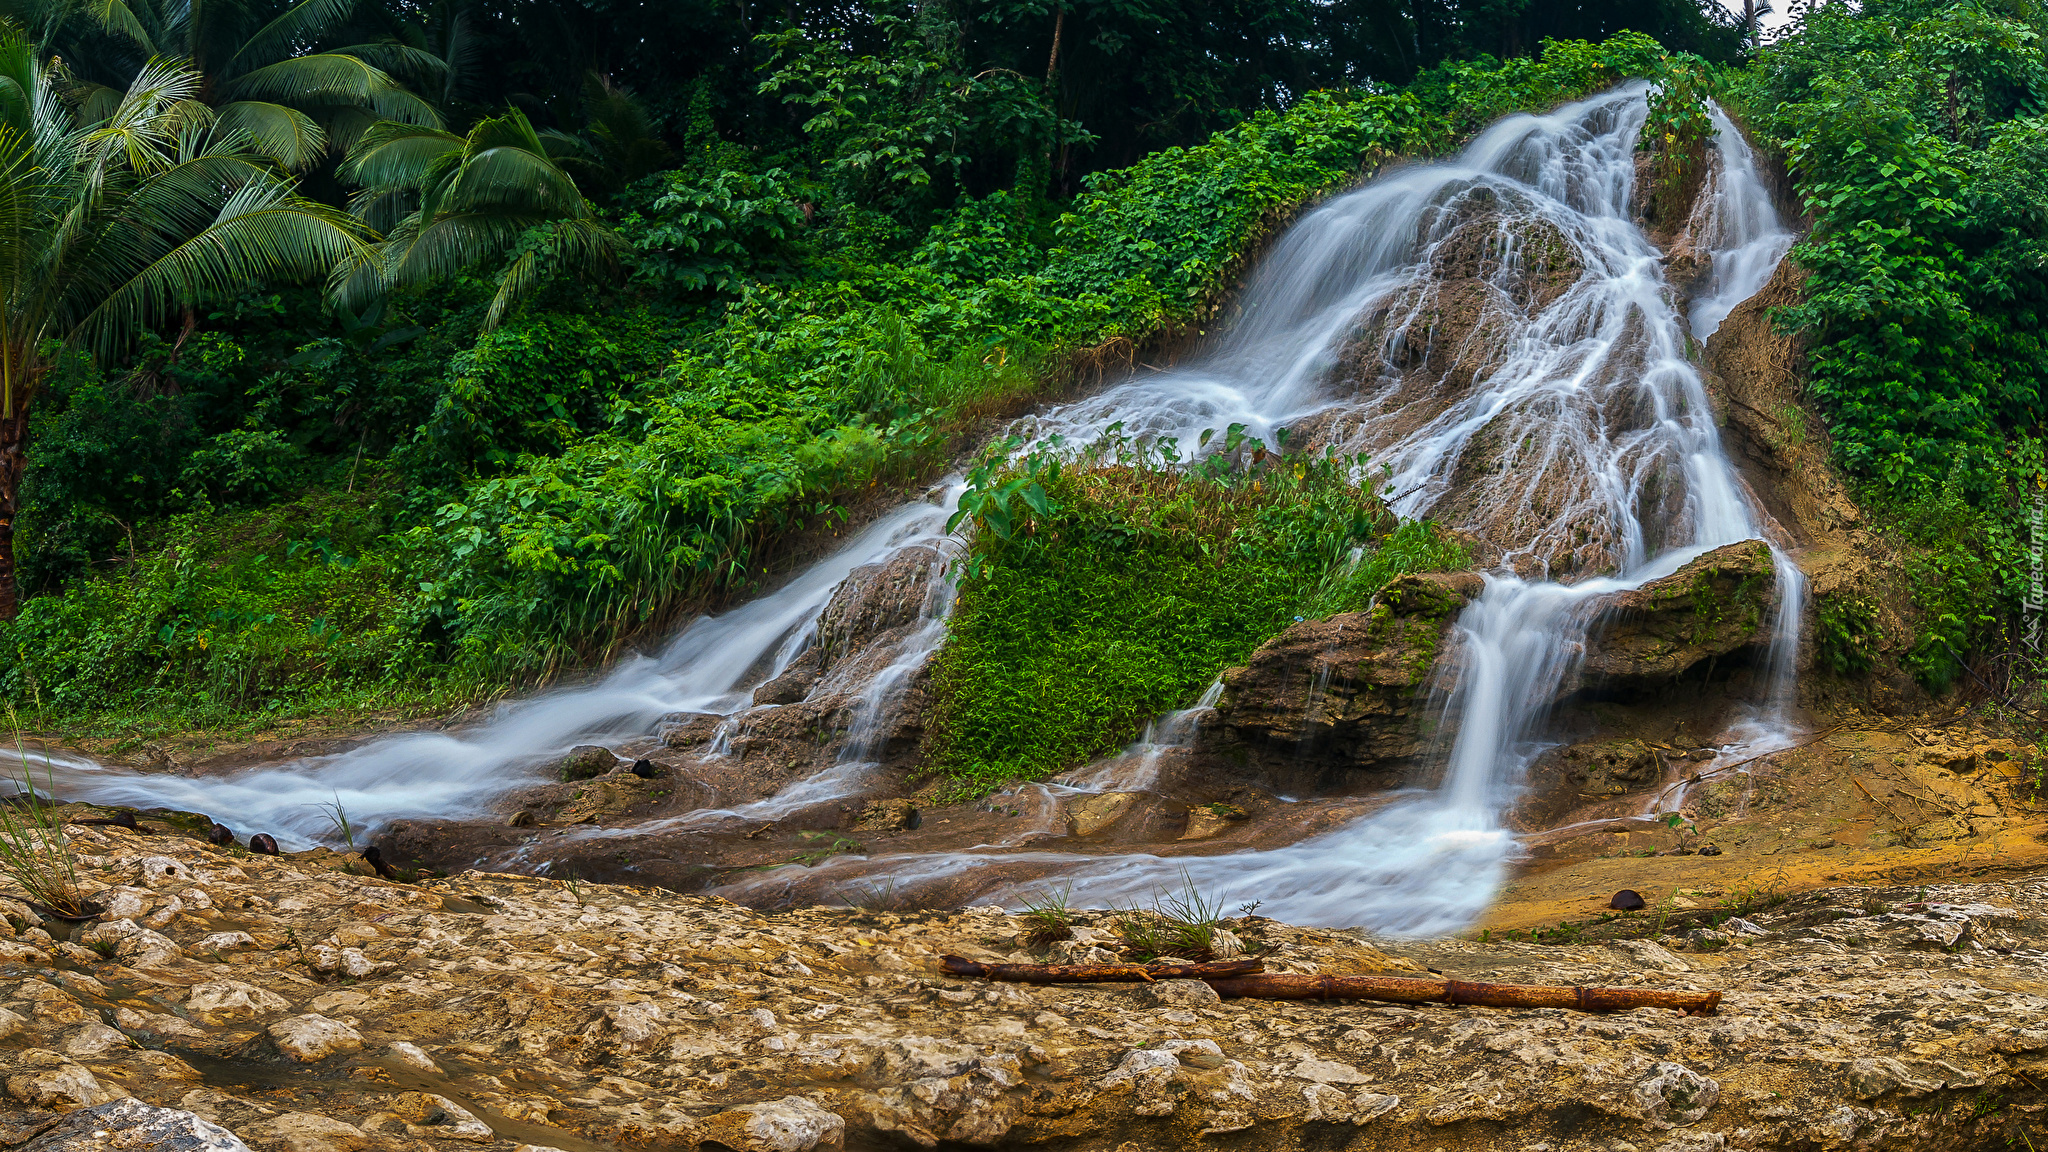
815,545 -> 944,671
699,1096 -> 845,1152
0,820 -> 2042,1152
1068,792 -> 1141,836
377,1092 -> 492,1142
1517,738 -> 1664,828
553,745 -> 620,782
1213,571 -> 1482,779
658,712 -> 725,749
17,1098 -> 249,1150
240,1111 -> 368,1152
265,1015 -> 363,1063
7,1059 -> 122,1109
1142,979 -> 1221,1008
1579,540 -> 1777,691
855,799 -> 920,832
1180,802 -> 1247,841
753,651 -> 822,706
186,981 -> 291,1023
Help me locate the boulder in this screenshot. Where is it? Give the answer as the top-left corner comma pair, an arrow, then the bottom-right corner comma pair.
1578,540 -> 1777,691
1067,792 -> 1141,837
553,746 -> 620,782
17,1098 -> 249,1151
1514,738 -> 1665,828
1212,571 -> 1482,776
814,545 -> 945,672
266,1015 -> 364,1063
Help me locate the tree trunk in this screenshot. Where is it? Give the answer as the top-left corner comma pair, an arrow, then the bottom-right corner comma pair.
0,401 -> 26,622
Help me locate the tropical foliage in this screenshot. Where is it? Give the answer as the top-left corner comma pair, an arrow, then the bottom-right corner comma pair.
927,430 -> 1468,795
1725,0 -> 2048,688
0,29 -> 369,621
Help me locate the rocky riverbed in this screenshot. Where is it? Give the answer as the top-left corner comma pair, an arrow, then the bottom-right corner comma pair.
0,819 -> 2044,1150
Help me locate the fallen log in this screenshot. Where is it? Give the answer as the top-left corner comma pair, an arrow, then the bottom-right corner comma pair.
940,955 -> 1263,983
1204,974 -> 1721,1016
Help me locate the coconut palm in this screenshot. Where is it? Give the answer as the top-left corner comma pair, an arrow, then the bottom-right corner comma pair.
335,106 -> 623,329
0,28 -> 375,619
1,0 -> 441,170
538,72 -> 673,200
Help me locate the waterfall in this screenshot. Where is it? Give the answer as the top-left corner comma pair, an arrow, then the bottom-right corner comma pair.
720,85 -> 1807,930
34,84 -> 1802,936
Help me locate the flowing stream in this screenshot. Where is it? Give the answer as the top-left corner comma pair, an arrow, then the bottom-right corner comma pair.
32,84 -> 1801,935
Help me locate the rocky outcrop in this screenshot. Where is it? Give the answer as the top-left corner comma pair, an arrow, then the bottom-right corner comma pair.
1579,539 -> 1777,692
753,545 -> 948,708
1703,260 -> 1860,546
2,820 -> 2044,1151
1514,738 -> 1667,830
1211,571 -> 1482,784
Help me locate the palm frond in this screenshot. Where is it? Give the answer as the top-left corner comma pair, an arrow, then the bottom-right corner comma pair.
442,144 -> 584,216
324,40 -> 447,82
227,0 -> 360,74
485,214 -> 620,330
338,118 -> 459,189
229,53 -> 441,127
214,99 -> 326,169
73,176 -> 372,360
79,0 -> 155,51
80,54 -> 207,180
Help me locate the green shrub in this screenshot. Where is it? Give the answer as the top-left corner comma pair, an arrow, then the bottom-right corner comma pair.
925,433 -> 1467,795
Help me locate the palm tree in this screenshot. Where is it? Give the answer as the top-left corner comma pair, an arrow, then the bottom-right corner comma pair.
335,107 -> 623,329
2,0 -> 441,170
0,27 -> 374,619
539,73 -> 673,200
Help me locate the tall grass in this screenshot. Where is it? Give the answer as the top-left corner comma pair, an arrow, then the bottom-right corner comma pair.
0,732 -> 89,917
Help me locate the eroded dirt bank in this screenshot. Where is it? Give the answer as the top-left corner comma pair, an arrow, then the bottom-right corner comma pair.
0,822 -> 2045,1151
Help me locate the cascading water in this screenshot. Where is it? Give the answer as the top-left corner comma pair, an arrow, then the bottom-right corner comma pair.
27,494 -> 961,847
720,84 -> 1808,930
34,83 -> 1802,936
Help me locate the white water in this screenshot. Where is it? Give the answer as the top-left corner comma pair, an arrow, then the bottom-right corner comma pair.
722,86 -> 1806,932
1688,106 -> 1796,339
38,85 -> 1801,935
27,496 -> 960,848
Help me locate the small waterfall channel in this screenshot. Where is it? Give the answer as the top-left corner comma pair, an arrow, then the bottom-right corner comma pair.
35,84 -> 1802,935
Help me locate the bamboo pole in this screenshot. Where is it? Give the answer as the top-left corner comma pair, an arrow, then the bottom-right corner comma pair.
1204,973 -> 1721,1015
940,955 -> 1262,983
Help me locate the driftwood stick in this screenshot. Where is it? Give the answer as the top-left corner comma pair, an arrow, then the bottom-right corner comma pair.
939,955 -> 1263,983
1203,974 -> 1721,1015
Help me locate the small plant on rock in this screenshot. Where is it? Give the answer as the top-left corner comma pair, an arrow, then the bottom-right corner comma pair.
312,793 -> 357,850
1020,884 -> 1075,947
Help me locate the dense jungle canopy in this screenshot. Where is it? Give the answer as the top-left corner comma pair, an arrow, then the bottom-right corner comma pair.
0,0 -> 2040,740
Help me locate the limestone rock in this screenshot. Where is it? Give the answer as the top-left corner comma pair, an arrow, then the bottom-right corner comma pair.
553,745 -> 619,781
186,981 -> 292,1023
239,1111 -> 368,1152
1142,979 -> 1221,1008
1213,571 -> 1481,773
1580,540 -> 1778,690
1180,803 -> 1246,841
265,1015 -> 363,1063
16,1098 -> 249,1151
1068,792 -> 1140,836
855,799 -> 920,832
1516,738 -> 1665,828
381,1092 -> 492,1142
699,1096 -> 845,1152
815,545 -> 944,671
